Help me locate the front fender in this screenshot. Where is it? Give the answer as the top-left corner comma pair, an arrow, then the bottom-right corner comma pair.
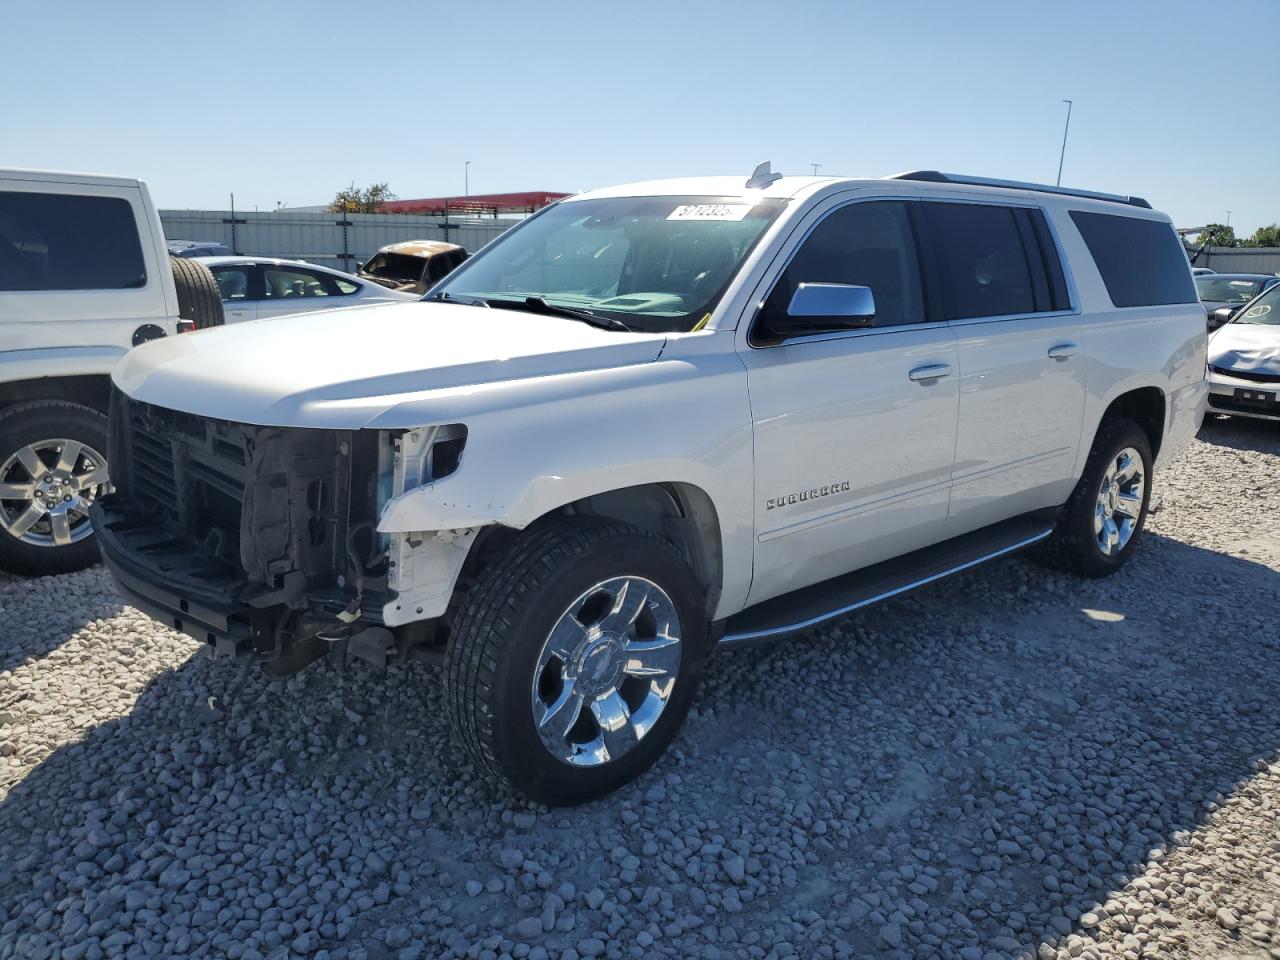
376,351 -> 756,617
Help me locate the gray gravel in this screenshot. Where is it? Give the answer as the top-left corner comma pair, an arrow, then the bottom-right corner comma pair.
2,417 -> 1279,960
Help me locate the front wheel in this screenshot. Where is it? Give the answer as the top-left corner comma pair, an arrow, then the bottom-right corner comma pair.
1037,418 -> 1153,578
0,400 -> 111,576
444,517 -> 708,805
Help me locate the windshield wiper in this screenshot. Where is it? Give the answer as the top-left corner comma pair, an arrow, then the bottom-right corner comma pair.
526,296 -> 631,332
431,291 -> 632,331
427,291 -> 491,307
484,295 -> 632,332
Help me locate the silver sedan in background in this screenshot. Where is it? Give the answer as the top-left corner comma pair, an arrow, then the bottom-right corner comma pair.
1207,282 -> 1280,422
202,256 -> 418,323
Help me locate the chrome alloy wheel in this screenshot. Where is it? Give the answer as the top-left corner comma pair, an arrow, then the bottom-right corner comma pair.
1094,445 -> 1144,557
0,439 -> 109,548
531,576 -> 683,767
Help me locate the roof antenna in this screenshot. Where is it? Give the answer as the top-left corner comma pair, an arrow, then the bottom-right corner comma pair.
746,161 -> 783,189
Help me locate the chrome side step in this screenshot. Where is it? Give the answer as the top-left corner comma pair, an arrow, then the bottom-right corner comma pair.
719,510 -> 1057,647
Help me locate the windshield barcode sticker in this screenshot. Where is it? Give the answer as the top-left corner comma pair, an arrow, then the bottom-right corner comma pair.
667,204 -> 754,222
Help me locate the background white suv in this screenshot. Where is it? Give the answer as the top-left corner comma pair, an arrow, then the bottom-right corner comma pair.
0,168 -> 222,575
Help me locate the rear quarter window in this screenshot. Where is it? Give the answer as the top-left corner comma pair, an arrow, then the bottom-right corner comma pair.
0,191 -> 147,291
1069,210 -> 1196,308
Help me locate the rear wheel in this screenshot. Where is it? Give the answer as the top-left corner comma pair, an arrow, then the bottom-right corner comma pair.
1037,418 -> 1152,578
0,401 -> 111,576
444,517 -> 708,805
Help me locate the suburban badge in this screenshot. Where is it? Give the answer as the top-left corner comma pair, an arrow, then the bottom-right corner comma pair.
766,481 -> 851,510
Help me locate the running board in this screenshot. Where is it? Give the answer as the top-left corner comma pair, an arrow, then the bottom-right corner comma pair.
719,509 -> 1058,647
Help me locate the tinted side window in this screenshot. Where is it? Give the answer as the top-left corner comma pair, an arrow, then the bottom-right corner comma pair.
758,200 -> 925,336
426,254 -> 453,284
212,265 -> 251,301
918,203 -> 1035,320
1069,210 -> 1197,308
263,266 -> 339,298
0,191 -> 146,291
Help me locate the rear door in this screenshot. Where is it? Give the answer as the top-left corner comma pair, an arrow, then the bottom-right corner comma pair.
740,198 -> 960,606
916,201 -> 1085,529
210,263 -> 258,324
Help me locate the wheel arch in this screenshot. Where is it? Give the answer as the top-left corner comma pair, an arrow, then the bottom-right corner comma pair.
468,481 -> 726,619
1099,386 -> 1167,459
0,374 -> 113,415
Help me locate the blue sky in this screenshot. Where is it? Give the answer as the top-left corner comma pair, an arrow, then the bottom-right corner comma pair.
5,0 -> 1278,234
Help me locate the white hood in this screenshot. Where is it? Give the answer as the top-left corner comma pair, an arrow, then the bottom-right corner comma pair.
1208,322 -> 1280,377
113,300 -> 668,429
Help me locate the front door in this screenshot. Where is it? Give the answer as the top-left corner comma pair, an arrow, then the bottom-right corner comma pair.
740,199 -> 961,607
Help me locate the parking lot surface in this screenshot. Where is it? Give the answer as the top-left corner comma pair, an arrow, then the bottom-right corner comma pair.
1,419 -> 1278,960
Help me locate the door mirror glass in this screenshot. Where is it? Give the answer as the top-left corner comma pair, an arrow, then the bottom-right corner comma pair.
1209,306 -> 1235,329
785,282 -> 876,327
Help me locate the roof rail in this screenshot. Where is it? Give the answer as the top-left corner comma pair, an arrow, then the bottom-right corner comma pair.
887,170 -> 1152,209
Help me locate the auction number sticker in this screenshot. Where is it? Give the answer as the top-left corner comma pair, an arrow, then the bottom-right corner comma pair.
667,204 -> 754,221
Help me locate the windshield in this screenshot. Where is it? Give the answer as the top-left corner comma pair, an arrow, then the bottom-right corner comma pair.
1196,276 -> 1264,303
1234,285 -> 1280,325
429,196 -> 786,332
362,252 -> 425,283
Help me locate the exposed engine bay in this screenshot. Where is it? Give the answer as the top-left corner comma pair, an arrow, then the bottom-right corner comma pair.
91,391 -> 404,674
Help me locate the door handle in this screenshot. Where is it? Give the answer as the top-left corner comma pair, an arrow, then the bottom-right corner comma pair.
1048,343 -> 1079,360
908,363 -> 953,382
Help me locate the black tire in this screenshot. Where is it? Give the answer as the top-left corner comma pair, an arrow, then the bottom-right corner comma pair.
169,256 -> 225,330
0,401 -> 110,576
1036,418 -> 1153,578
444,516 -> 709,805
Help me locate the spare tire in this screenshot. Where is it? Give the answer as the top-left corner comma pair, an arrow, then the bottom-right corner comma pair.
169,255 -> 225,330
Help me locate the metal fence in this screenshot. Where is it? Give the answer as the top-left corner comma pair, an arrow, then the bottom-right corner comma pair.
158,209 -> 515,274
155,215 -> 1280,281
1190,246 -> 1280,275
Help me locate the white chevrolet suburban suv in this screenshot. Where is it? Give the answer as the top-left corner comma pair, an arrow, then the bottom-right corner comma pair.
91,166 -> 1207,804
0,168 -> 222,575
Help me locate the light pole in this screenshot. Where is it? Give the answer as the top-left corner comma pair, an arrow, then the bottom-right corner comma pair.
1056,99 -> 1073,187
810,163 -> 822,176
465,161 -> 471,197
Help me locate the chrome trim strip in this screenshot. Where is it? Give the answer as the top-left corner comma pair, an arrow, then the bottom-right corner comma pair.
949,447 -> 1070,486
720,529 -> 1053,646
945,308 -> 1079,329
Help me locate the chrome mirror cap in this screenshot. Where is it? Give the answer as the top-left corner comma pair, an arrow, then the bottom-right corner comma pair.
786,282 -> 876,325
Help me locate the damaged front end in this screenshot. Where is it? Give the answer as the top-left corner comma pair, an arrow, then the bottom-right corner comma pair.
91,391 -> 426,675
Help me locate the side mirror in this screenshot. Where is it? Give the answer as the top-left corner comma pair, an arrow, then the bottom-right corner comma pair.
785,282 -> 876,328
1208,306 -> 1235,330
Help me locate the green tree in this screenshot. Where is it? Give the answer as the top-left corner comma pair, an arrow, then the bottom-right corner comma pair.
329,182 -> 397,214
1242,223 -> 1280,248
1197,223 -> 1238,248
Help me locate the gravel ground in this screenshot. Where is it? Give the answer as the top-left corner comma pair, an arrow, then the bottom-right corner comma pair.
1,417 -> 1278,960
